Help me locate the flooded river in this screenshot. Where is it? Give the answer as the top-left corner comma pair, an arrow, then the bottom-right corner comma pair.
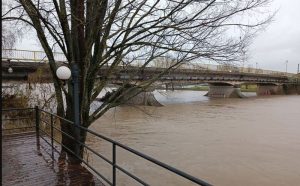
87,91 -> 300,186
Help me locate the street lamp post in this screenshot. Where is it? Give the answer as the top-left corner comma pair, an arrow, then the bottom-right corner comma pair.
56,64 -> 81,157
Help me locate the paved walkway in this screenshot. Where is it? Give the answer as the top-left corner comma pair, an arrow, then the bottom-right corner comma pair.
2,133 -> 104,186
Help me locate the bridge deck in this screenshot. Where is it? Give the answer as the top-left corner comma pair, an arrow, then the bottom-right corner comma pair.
2,132 -> 104,186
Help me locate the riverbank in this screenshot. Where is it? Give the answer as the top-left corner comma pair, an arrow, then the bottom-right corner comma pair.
166,85 -> 257,92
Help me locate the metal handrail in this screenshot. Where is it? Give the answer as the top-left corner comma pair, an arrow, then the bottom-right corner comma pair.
2,107 -> 212,186
2,107 -> 35,111
2,109 -> 36,136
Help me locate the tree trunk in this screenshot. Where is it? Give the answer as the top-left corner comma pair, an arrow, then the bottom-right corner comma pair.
59,106 -> 88,165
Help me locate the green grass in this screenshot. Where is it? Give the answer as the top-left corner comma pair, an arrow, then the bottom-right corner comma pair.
177,85 -> 257,92
240,85 -> 257,92
178,86 -> 209,91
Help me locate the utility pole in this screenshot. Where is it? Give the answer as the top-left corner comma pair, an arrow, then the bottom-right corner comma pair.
297,64 -> 299,74
255,62 -> 258,73
285,60 -> 288,74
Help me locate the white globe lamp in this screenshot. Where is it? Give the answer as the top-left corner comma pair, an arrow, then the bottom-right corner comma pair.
8,67 -> 13,73
56,66 -> 71,80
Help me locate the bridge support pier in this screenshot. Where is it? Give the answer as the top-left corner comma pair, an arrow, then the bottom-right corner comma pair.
165,83 -> 174,91
98,86 -> 162,106
283,84 -> 300,95
206,84 -> 245,98
256,84 -> 285,96
124,91 -> 163,106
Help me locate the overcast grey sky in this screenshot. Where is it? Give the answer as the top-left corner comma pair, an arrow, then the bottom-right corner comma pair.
248,0 -> 300,73
16,0 -> 300,73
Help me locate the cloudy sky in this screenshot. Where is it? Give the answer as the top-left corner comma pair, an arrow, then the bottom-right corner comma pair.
248,0 -> 300,73
16,0 -> 300,73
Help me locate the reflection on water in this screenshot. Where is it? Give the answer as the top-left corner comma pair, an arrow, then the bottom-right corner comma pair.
87,91 -> 300,186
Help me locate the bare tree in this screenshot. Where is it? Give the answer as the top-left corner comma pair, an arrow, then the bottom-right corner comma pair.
3,0 -> 273,163
2,1 -> 18,49
2,25 -> 17,49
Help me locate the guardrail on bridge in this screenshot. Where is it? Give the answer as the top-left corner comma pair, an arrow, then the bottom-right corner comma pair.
2,49 -> 67,62
2,49 -> 294,77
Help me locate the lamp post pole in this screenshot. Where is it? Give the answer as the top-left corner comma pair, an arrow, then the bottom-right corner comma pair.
56,64 -> 81,160
71,63 -> 81,157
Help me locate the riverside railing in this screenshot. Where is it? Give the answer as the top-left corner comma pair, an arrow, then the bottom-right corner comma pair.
2,107 -> 212,186
2,108 -> 36,134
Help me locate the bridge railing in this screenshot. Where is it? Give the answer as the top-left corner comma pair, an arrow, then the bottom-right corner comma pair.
177,63 -> 293,76
2,49 -> 67,62
2,49 -> 293,77
2,107 -> 212,186
127,59 -> 293,76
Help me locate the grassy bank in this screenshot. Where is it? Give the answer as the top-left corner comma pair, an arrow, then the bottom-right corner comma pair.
171,85 -> 257,92
180,86 -> 209,91
241,85 -> 257,92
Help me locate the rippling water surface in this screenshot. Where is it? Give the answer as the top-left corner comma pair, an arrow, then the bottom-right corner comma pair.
87,91 -> 300,186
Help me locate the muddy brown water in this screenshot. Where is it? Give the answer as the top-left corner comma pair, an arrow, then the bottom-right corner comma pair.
86,91 -> 300,186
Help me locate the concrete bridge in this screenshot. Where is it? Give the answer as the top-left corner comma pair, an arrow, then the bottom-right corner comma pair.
2,49 -> 299,98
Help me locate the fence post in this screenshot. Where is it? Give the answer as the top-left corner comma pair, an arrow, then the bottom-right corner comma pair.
33,51 -> 37,61
50,114 -> 54,159
112,143 -> 116,186
35,106 -> 40,148
35,106 -> 40,137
